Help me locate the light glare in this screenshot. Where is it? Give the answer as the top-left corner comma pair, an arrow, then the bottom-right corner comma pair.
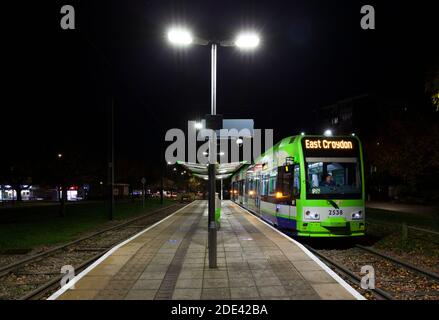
194,122 -> 203,129
167,28 -> 193,46
235,33 -> 260,49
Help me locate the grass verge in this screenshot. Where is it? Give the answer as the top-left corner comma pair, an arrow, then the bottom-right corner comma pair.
0,199 -> 173,250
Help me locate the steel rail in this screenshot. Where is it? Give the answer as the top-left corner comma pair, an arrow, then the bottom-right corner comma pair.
0,203 -> 180,277
19,250 -> 108,300
355,244 -> 439,281
17,202 -> 192,300
302,244 -> 394,300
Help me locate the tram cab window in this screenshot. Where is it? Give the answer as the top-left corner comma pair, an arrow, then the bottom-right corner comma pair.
306,157 -> 361,199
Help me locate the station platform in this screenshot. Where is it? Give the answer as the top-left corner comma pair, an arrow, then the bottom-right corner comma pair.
49,200 -> 364,300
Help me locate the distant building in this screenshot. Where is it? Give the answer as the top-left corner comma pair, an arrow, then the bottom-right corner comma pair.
0,184 -> 90,202
316,94 -> 408,138
315,94 -> 417,201
113,183 -> 129,199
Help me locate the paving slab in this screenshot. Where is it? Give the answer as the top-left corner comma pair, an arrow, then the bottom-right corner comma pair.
51,200 -> 362,300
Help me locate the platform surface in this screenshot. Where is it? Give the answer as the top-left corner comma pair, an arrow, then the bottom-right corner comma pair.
51,200 -> 362,300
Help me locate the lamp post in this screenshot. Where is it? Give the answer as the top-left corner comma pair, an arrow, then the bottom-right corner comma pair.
167,28 -> 260,116
167,28 -> 260,268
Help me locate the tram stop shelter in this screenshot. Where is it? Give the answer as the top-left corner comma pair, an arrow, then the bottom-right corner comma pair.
177,161 -> 247,268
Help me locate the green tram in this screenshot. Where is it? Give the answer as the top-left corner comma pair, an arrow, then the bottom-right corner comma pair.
231,135 -> 365,237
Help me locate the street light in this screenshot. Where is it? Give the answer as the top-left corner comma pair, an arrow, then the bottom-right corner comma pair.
194,122 -> 203,130
167,27 -> 193,46
167,26 -> 261,115
324,129 -> 333,137
235,32 -> 260,49
167,27 -> 260,269
57,153 -> 63,159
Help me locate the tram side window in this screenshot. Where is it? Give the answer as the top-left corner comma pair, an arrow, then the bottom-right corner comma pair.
293,165 -> 300,197
261,173 -> 269,196
239,180 -> 244,196
277,165 -> 300,199
277,166 -> 292,198
268,169 -> 277,196
247,178 -> 254,195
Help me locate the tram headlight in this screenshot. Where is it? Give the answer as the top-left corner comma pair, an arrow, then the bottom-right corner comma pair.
352,211 -> 363,220
305,210 -> 320,220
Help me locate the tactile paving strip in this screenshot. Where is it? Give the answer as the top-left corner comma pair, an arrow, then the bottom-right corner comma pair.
154,211 -> 204,299
92,207 -> 196,299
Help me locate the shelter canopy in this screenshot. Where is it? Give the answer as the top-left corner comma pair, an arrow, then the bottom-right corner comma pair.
176,161 -> 247,180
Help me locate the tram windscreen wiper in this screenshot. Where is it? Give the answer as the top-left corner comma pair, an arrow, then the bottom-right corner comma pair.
319,192 -> 339,209
327,199 -> 339,209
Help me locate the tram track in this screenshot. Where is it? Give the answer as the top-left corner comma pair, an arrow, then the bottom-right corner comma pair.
0,202 -> 189,300
234,202 -> 439,300
304,242 -> 439,300
302,244 -> 394,300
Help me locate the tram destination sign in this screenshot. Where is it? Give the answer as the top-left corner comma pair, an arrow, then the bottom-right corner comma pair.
304,139 -> 353,150
302,137 -> 359,157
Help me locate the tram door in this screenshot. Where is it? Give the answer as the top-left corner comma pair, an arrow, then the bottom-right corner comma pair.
289,164 -> 300,220
255,177 -> 261,214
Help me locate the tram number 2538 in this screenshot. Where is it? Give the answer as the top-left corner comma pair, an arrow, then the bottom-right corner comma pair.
328,209 -> 343,216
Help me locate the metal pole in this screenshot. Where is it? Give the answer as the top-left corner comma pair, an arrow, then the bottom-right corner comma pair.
211,43 -> 217,115
142,183 -> 145,209
208,162 -> 217,268
160,140 -> 164,205
108,98 -> 115,220
221,178 -> 223,200
208,42 -> 218,268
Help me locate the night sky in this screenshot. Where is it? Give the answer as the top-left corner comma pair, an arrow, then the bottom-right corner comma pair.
3,0 -> 438,181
